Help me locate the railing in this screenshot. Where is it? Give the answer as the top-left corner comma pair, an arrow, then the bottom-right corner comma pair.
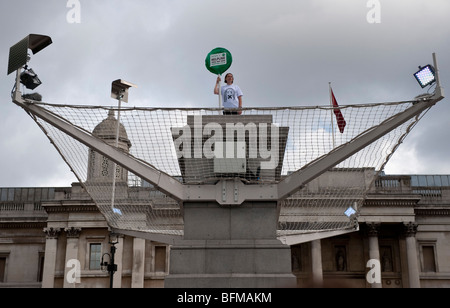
0,202 -> 25,211
374,175 -> 450,203
0,202 -> 47,212
374,175 -> 412,193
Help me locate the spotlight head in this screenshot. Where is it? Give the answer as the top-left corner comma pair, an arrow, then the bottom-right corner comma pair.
414,64 -> 436,88
344,206 -> 356,218
111,79 -> 137,103
20,68 -> 42,90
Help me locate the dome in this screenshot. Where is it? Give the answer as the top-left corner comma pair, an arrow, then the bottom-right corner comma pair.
92,110 -> 132,148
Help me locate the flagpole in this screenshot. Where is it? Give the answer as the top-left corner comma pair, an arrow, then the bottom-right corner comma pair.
329,82 -> 336,148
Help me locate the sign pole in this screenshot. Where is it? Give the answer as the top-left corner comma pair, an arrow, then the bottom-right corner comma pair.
218,74 -> 222,111
205,47 -> 232,114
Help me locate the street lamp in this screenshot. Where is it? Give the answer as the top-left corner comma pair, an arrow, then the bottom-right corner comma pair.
100,232 -> 119,288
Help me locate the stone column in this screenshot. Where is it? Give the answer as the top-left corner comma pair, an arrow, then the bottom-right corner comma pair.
367,223 -> 382,288
131,237 -> 146,288
63,227 -> 82,288
404,222 -> 420,288
311,240 -> 323,287
42,227 -> 61,288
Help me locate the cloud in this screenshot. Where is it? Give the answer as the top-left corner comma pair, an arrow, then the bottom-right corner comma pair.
1,0 -> 449,187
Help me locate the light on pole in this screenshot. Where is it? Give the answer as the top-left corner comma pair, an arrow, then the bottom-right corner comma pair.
7,34 -> 52,98
100,232 -> 119,288
109,79 -> 137,215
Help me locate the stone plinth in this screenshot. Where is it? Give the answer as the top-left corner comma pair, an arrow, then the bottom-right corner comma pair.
164,201 -> 296,288
166,115 -> 295,288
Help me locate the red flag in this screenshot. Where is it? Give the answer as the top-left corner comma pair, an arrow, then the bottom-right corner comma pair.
330,87 -> 346,133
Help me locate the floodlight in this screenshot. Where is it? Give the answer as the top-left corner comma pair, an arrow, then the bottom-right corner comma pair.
344,206 -> 356,218
414,64 -> 436,88
111,79 -> 138,103
113,208 -> 122,215
7,34 -> 52,75
20,68 -> 42,90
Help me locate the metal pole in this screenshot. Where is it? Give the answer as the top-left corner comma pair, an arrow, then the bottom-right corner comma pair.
218,74 -> 222,114
110,98 -> 122,211
432,52 -> 444,99
109,244 -> 116,288
15,69 -> 22,95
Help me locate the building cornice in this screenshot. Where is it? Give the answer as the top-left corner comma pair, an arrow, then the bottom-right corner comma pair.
42,200 -> 99,213
364,194 -> 421,207
415,208 -> 450,216
0,221 -> 47,229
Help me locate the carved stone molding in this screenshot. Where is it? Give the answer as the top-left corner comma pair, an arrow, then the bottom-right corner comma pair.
65,227 -> 82,238
416,209 -> 450,216
0,222 -> 47,229
403,222 -> 418,237
43,203 -> 99,213
43,227 -> 61,239
364,199 -> 419,207
366,222 -> 381,237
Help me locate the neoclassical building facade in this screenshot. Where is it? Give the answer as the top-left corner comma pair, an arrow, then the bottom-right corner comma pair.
1,111 -> 449,288
1,173 -> 450,288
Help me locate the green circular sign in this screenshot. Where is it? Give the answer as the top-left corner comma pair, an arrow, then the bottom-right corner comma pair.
205,47 -> 232,75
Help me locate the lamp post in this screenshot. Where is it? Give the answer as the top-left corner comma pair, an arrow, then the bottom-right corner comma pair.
101,232 -> 119,288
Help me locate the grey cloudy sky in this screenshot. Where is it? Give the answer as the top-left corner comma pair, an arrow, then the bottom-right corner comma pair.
1,0 -> 449,187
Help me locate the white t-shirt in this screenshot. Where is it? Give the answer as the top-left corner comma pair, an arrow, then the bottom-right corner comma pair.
221,84 -> 243,109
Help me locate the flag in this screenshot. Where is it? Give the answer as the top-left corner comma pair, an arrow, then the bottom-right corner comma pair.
330,87 -> 346,133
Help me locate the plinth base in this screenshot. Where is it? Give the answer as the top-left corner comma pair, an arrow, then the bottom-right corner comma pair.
164,201 -> 296,288
165,240 -> 296,288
